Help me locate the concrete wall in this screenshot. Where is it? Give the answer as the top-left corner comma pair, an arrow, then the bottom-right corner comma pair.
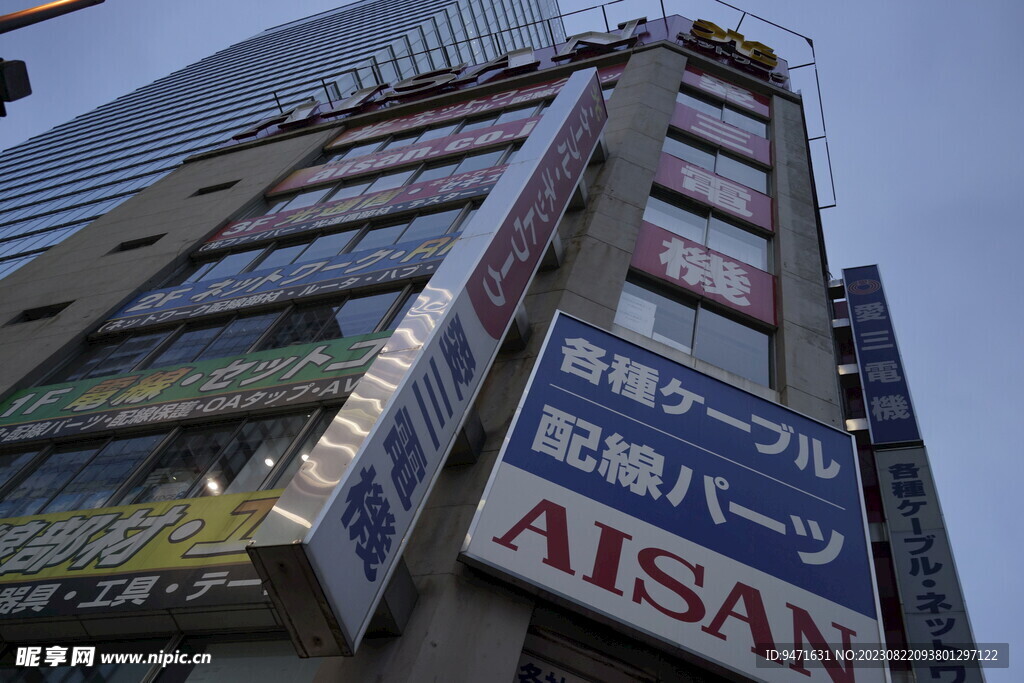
771,96 -> 844,426
0,130 -> 335,397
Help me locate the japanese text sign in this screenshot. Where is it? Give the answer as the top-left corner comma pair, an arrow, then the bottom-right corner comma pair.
327,64 -> 623,149
0,334 -> 387,446
249,69 -> 607,657
631,221 -> 775,324
463,314 -> 884,683
682,66 -> 771,117
100,233 -> 459,334
202,166 -> 503,253
275,118 -> 539,195
0,490 -> 280,618
671,103 -> 771,165
875,447 -> 983,682
654,153 -> 773,231
843,266 -> 921,445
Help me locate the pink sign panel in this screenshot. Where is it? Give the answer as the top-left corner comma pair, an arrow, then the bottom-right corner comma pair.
671,104 -> 770,165
682,67 -> 770,118
202,165 -> 504,253
632,221 -> 775,324
466,73 -> 607,338
654,153 -> 773,232
329,64 -> 624,149
274,118 -> 539,195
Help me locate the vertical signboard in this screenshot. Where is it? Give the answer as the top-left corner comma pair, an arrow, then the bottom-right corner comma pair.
463,313 -> 886,683
875,447 -> 985,683
249,69 -> 608,657
843,266 -> 921,446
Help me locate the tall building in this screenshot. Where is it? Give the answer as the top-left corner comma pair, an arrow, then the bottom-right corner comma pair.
0,6 -> 983,683
0,0 -> 564,280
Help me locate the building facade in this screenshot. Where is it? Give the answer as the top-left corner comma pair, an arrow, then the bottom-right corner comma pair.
0,0 -> 563,280
0,8 -> 980,683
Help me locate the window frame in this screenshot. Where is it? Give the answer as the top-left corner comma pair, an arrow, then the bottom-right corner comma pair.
644,190 -> 772,272
615,274 -> 773,387
662,132 -> 770,195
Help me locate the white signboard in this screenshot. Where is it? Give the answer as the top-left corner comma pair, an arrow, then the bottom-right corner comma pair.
463,313 -> 887,682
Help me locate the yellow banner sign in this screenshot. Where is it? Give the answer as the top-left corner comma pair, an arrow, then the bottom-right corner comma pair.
0,490 -> 281,583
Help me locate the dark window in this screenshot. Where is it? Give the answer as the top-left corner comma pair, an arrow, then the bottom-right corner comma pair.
191,179 -> 240,196
7,301 -> 72,325
615,278 -> 771,386
109,234 -> 164,253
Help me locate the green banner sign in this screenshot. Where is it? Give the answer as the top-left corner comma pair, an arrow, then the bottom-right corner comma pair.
0,333 -> 389,446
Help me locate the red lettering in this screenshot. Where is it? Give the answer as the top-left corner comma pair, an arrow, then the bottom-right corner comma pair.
492,499 -> 575,575
702,582 -> 776,655
787,603 -> 856,683
631,548 -> 705,622
582,521 -> 631,595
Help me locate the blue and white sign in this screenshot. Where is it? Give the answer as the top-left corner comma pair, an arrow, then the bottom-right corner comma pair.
99,233 -> 459,334
844,265 -> 921,446
463,313 -> 885,683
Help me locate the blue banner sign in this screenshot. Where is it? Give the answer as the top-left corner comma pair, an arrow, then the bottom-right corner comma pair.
463,314 -> 883,681
843,265 -> 921,445
99,234 -> 459,334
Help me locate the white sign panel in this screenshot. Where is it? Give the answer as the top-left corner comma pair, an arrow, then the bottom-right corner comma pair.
463,314 -> 887,682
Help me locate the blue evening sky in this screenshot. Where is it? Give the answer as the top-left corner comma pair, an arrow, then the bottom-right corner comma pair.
1,0 -> 1019,673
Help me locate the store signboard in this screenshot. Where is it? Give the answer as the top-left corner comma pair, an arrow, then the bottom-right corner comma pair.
875,447 -> 984,682
671,104 -> 770,165
275,118 -> 539,195
843,266 -> 921,445
101,234 -> 459,334
654,153 -> 773,231
0,334 -> 387,446
631,221 -> 775,324
200,166 -> 503,253
249,69 -> 607,657
682,66 -> 770,117
463,314 -> 885,683
0,490 -> 280,618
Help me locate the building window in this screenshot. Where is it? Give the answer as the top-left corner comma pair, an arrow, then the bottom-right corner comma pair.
324,100 -> 547,164
171,203 -> 475,287
49,286 -> 417,384
614,278 -> 771,386
663,135 -> 768,194
0,409 -> 337,515
0,434 -> 166,517
265,145 -> 513,216
119,412 -> 312,503
643,194 -> 769,271
677,90 -> 767,137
